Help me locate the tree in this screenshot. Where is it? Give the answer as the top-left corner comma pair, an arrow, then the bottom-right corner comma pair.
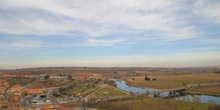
68,75 -> 73,80
182,83 -> 187,86
192,96 -> 201,103
145,77 -> 150,81
146,90 -> 150,94
207,99 -> 216,104
45,75 -> 49,79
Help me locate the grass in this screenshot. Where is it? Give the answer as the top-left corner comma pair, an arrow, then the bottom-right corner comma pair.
33,79 -> 75,87
81,88 -> 97,97
0,77 -> 36,86
74,87 -> 94,94
125,74 -> 220,89
184,86 -> 220,96
90,87 -> 129,99
96,97 -> 217,110
60,87 -> 95,96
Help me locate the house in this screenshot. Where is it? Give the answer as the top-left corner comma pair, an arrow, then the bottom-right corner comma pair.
0,80 -> 10,94
145,77 -> 156,81
0,80 -> 10,89
12,104 -> 73,110
0,74 -> 16,78
39,74 -> 49,79
96,84 -> 109,88
49,74 -> 68,79
27,86 -> 46,94
6,85 -> 27,96
93,74 -> 102,79
0,100 -> 8,109
8,85 -> 26,93
10,95 -> 21,103
24,75 -> 36,78
75,77 -> 86,80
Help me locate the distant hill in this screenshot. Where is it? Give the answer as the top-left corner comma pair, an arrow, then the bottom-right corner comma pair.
3,66 -> 220,76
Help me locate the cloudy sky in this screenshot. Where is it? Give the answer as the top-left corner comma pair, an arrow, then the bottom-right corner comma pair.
0,0 -> 220,69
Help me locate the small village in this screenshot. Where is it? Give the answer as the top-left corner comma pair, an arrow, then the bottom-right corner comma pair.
0,72 -> 129,110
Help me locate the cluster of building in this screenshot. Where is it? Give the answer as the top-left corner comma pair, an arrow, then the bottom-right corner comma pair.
0,72 -> 102,80
5,104 -> 80,110
0,79 -> 61,109
0,80 -> 27,109
0,74 -> 36,78
0,73 -> 103,109
145,76 -> 156,81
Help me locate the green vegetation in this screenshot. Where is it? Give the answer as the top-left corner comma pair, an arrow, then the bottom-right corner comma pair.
0,77 -> 36,86
92,97 -> 217,110
81,88 -> 97,97
34,79 -> 73,87
74,87 -> 94,94
59,87 -> 95,96
90,87 -> 128,98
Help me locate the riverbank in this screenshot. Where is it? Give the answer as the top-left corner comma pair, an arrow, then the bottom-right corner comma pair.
113,78 -> 220,105
181,86 -> 220,97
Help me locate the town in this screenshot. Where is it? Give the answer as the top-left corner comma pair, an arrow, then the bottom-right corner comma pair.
0,67 -> 220,109
0,70 -> 129,109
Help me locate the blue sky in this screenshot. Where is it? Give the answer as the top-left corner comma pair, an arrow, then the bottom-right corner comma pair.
0,0 -> 220,69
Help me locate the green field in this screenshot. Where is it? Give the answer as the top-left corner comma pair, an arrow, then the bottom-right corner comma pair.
60,87 -> 95,96
95,97 -> 218,110
81,88 -> 97,97
90,87 -> 129,99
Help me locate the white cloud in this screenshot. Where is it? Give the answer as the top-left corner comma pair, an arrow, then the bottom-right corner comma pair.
192,47 -> 220,50
193,0 -> 220,24
0,0 -> 213,40
0,39 -> 44,50
87,38 -> 127,47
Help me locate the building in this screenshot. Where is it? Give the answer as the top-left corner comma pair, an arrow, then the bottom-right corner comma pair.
93,74 -> 102,79
75,77 -> 86,80
0,80 -> 10,94
7,85 -> 27,96
49,74 -> 68,79
96,84 -> 109,88
24,75 -> 36,78
10,95 -> 20,103
145,77 -> 156,81
27,86 -> 46,94
0,74 -> 16,78
39,74 -> 49,79
0,100 -> 9,109
0,80 -> 10,89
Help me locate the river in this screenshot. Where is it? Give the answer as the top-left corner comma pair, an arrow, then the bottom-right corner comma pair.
112,79 -> 220,105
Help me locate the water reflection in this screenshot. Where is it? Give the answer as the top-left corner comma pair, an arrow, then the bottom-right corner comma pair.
112,79 -> 156,93
172,95 -> 220,105
112,79 -> 220,105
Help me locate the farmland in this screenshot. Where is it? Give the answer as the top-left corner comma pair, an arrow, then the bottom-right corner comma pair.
184,86 -> 220,96
124,74 -> 220,89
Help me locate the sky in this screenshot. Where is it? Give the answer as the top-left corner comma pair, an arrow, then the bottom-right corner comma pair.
0,0 -> 220,69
